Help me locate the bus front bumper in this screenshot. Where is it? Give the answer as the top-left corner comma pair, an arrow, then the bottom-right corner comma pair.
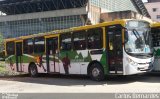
124,63 -> 153,75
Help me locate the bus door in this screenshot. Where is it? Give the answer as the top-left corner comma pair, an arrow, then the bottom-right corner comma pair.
106,25 -> 123,74
46,36 -> 59,73
15,41 -> 23,72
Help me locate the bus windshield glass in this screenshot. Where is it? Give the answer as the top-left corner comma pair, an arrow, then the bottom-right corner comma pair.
125,20 -> 153,56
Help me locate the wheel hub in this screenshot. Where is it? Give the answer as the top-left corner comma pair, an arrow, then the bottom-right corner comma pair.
92,68 -> 100,77
31,67 -> 36,75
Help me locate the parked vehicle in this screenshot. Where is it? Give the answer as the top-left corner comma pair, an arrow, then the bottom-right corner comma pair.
4,19 -> 154,81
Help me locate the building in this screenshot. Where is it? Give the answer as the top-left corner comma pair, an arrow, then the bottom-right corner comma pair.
0,0 -> 150,38
101,10 -> 151,22
148,0 -> 160,2
145,0 -> 160,22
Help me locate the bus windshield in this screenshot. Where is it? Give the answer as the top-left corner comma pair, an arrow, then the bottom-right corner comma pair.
125,20 -> 153,56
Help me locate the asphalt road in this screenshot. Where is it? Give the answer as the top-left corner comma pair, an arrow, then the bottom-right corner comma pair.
0,73 -> 160,93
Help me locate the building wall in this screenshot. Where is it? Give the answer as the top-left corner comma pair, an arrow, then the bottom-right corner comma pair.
0,8 -> 87,38
0,0 -> 149,38
88,5 -> 101,24
148,0 -> 160,3
100,10 -> 152,23
145,2 -> 160,22
90,0 -> 138,13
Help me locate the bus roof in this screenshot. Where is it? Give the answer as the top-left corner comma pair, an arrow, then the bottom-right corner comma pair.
151,22 -> 160,28
4,19 -> 148,42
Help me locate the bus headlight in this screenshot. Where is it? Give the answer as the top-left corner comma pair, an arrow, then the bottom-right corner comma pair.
127,58 -> 138,66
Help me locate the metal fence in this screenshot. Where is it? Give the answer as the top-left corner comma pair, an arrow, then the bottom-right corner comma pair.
0,15 -> 86,38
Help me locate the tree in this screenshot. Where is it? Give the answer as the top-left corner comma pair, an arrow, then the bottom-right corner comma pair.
0,33 -> 4,52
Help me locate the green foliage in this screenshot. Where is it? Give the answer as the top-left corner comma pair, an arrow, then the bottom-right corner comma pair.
0,66 -> 5,73
0,33 -> 3,43
0,33 -> 4,52
0,61 -> 6,73
0,51 -> 5,60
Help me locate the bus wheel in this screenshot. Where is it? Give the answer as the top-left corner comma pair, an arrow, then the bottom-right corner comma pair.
89,63 -> 105,81
29,64 -> 38,77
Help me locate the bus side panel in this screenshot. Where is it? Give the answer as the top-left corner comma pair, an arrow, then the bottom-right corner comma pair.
99,50 -> 108,75
153,48 -> 160,71
22,54 -> 47,73
153,59 -> 160,71
77,50 -> 90,75
58,49 -> 107,75
5,55 -> 17,72
59,50 -> 81,74
21,54 -> 36,73
22,63 -> 29,73
78,49 -> 107,75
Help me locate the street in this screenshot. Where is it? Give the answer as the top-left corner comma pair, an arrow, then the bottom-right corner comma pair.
0,73 -> 160,93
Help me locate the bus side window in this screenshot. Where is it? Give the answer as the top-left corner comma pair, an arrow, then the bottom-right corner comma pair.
152,28 -> 160,47
34,37 -> 45,53
158,28 -> 160,46
73,31 -> 86,50
6,41 -> 15,55
60,33 -> 72,50
23,38 -> 34,54
87,28 -> 103,49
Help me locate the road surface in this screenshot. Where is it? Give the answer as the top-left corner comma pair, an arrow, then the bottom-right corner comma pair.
0,73 -> 160,93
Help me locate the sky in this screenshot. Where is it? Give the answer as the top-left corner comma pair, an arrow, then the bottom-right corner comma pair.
142,0 -> 148,2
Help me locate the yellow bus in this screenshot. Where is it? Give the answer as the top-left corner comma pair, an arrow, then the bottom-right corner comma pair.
5,19 -> 154,81
151,22 -> 160,72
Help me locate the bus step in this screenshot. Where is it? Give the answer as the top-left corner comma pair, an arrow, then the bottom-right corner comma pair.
48,72 -> 60,74
108,73 -> 123,76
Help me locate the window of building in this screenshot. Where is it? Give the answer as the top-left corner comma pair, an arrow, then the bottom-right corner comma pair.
60,33 -> 72,50
6,42 -> 15,55
157,15 -> 160,19
23,38 -> 34,54
153,8 -> 158,12
73,31 -> 86,50
34,37 -> 45,53
87,28 -> 103,49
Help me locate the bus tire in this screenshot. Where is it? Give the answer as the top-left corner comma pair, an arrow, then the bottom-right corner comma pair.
29,63 -> 38,77
88,62 -> 105,81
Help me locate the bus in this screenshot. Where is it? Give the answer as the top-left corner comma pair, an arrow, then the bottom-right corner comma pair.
151,22 -> 160,72
4,19 -> 154,81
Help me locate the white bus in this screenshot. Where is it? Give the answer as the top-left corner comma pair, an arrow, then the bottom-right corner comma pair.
5,19 -> 154,81
151,22 -> 160,72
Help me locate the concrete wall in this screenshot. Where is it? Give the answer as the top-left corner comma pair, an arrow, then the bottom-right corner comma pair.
90,0 -> 138,13
145,2 -> 160,22
88,5 -> 101,24
0,7 -> 87,22
0,7 -> 88,38
100,10 -> 152,23
148,0 -> 160,2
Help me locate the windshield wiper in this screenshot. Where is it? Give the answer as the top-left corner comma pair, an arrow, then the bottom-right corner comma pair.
132,29 -> 145,48
132,29 -> 141,39
143,30 -> 150,44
